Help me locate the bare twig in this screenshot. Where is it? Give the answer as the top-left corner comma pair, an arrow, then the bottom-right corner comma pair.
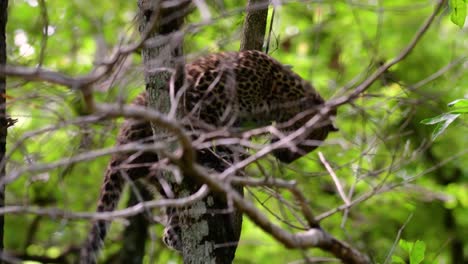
331,0 -> 446,107
383,214 -> 413,264
232,176 -> 319,228
175,159 -> 371,263
0,185 -> 208,221
318,152 -> 350,206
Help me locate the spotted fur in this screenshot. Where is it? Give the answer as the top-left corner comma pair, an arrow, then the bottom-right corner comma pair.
80,50 -> 336,263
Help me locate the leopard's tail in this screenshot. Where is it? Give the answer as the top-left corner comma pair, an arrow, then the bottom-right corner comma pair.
80,93 -> 156,264
79,163 -> 126,264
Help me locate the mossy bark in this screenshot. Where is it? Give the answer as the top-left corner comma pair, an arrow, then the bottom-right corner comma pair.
137,1 -> 243,263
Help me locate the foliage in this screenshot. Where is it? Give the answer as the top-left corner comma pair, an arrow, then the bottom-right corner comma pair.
392,240 -> 426,264
421,99 -> 468,140
450,0 -> 467,27
3,0 -> 468,263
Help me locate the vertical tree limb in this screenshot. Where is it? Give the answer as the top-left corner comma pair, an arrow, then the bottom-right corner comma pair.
136,0 -> 188,263
137,1 -> 270,263
240,0 -> 269,51
0,1 -> 8,263
138,1 -> 242,264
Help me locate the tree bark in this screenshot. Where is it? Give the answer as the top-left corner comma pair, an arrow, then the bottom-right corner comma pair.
0,1 -> 8,263
240,0 -> 269,51
136,1 -> 271,263
135,1 -> 187,263
173,1 -> 270,262
136,1 -> 248,263
139,1 -> 237,264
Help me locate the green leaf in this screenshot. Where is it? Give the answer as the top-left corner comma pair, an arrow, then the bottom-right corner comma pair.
450,0 -> 467,28
448,98 -> 468,108
431,114 -> 460,140
421,99 -> 466,139
450,107 -> 468,114
409,240 -> 426,264
399,239 -> 412,252
392,255 -> 406,264
420,113 -> 458,125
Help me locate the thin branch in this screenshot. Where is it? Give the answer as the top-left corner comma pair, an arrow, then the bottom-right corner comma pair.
331,0 -> 447,107
383,214 -> 413,264
317,149 -> 468,221
318,152 -> 350,206
0,185 -> 208,221
232,176 -> 319,228
2,142 -> 163,187
175,157 -> 371,263
95,102 -> 196,163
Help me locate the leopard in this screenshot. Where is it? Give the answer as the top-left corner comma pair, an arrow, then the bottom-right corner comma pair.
79,50 -> 337,263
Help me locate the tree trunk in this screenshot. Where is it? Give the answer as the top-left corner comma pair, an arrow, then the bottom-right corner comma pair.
137,1 -> 270,263
240,0 -> 269,51
0,1 -> 8,262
